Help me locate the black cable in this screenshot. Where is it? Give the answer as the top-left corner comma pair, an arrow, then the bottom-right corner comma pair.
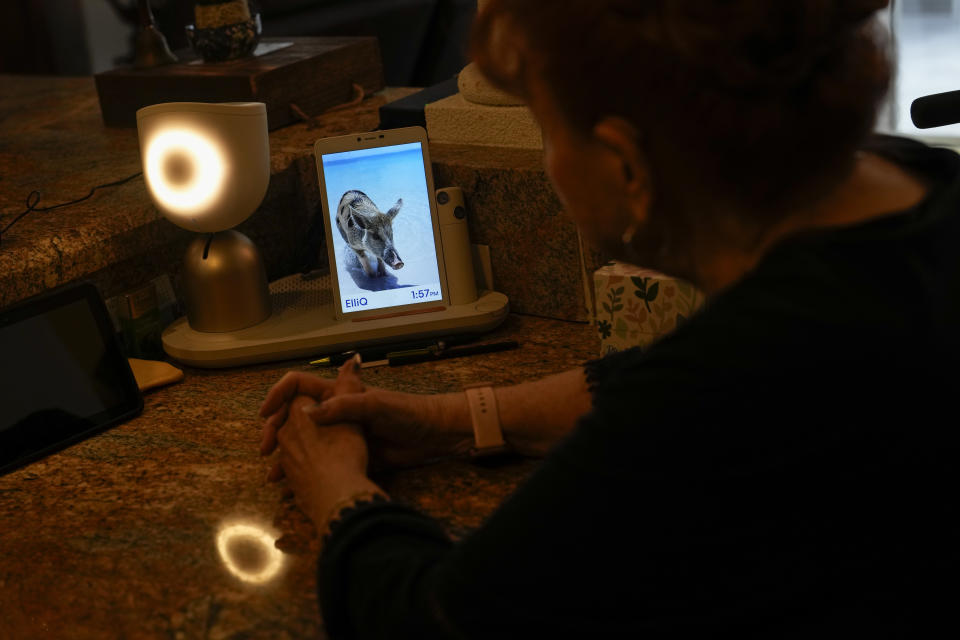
0,171 -> 143,247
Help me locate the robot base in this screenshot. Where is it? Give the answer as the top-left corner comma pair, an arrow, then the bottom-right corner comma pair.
162,272 -> 509,368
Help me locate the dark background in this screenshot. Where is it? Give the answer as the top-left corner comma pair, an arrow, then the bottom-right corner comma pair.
0,0 -> 476,86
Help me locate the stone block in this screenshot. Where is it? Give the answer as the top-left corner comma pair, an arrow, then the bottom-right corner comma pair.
431,143 -> 606,322
425,93 -> 543,149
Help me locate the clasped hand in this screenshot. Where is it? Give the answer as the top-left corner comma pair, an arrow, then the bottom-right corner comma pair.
258,356 -> 377,527
258,358 -> 472,527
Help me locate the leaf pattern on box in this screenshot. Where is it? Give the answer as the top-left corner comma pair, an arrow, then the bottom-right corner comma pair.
615,317 -> 629,339
624,297 -> 647,326
597,319 -> 612,339
595,262 -> 706,354
601,285 -> 625,322
645,310 -> 673,336
631,276 -> 659,312
675,281 -> 705,315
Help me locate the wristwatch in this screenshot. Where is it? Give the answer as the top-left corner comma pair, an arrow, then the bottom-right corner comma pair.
464,383 -> 508,457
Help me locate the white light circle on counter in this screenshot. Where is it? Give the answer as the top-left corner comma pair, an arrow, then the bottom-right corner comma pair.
145,128 -> 226,216
215,522 -> 284,585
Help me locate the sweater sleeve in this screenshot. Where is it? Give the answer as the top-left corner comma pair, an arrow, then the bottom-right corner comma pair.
317,498 -> 459,639
316,333 -> 822,638
316,152 -> 960,637
317,402 -> 666,639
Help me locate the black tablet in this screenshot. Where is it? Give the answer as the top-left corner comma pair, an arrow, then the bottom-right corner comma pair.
0,282 -> 143,476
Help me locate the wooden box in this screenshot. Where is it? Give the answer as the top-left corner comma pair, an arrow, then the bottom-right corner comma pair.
94,37 -> 384,130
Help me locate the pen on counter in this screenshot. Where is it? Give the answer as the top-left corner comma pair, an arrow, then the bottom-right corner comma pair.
309,335 -> 475,367
360,340 -> 520,368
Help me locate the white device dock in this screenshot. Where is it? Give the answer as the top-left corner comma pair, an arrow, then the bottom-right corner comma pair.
162,272 -> 509,368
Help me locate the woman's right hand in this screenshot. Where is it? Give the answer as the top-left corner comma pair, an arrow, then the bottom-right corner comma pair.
259,371 -> 474,470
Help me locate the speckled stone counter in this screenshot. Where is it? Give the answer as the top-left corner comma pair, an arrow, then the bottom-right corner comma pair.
0,314 -> 599,639
431,143 -> 607,322
0,76 -> 603,322
0,75 -> 406,311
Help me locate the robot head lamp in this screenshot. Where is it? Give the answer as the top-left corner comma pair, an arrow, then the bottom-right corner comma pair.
136,102 -> 272,333
137,102 -> 269,233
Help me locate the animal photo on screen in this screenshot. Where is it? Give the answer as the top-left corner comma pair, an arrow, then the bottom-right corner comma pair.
320,141 -> 444,310
336,190 -> 404,278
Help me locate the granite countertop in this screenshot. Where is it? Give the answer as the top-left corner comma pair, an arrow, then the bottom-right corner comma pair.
0,313 -> 599,639
0,75 -> 415,310
0,73 -> 603,637
0,75 -> 602,323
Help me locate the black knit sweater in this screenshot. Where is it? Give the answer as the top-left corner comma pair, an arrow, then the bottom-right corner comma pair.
318,136 -> 960,639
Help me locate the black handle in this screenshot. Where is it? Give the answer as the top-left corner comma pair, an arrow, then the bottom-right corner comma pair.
389,340 -> 519,366
911,90 -> 960,129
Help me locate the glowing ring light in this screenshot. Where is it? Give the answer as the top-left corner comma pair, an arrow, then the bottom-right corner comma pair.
215,523 -> 285,584
145,128 -> 226,216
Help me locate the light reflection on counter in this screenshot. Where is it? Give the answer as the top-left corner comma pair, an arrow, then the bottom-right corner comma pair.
215,520 -> 285,585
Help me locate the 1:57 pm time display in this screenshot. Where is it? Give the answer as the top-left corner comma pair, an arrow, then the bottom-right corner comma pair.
410,288 -> 440,301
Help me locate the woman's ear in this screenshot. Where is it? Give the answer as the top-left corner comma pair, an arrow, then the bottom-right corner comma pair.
593,116 -> 651,220
593,117 -> 645,189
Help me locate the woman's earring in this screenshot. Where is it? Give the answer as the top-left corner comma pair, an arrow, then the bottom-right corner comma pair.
622,184 -> 651,247
621,222 -> 639,247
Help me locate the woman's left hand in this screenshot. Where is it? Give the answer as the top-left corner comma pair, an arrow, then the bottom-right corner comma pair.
270,356 -> 385,528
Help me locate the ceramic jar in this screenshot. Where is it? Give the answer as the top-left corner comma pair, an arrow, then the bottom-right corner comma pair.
185,0 -> 262,63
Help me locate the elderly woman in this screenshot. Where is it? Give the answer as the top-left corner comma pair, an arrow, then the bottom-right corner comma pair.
259,0 -> 956,636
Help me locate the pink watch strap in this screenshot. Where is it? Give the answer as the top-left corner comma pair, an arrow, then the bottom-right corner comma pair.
464,385 -> 506,455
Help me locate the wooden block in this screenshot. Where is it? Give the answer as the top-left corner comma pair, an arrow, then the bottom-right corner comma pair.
94,37 -> 384,130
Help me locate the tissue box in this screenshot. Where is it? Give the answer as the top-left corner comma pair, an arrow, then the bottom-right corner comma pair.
593,261 -> 705,355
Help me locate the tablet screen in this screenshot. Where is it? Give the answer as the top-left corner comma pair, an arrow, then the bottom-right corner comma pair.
320,142 -> 444,315
0,284 -> 142,474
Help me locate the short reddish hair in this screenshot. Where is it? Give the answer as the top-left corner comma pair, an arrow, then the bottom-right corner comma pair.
472,1 -> 891,241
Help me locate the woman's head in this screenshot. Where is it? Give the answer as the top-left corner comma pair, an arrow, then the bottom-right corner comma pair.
471,0 -> 892,276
